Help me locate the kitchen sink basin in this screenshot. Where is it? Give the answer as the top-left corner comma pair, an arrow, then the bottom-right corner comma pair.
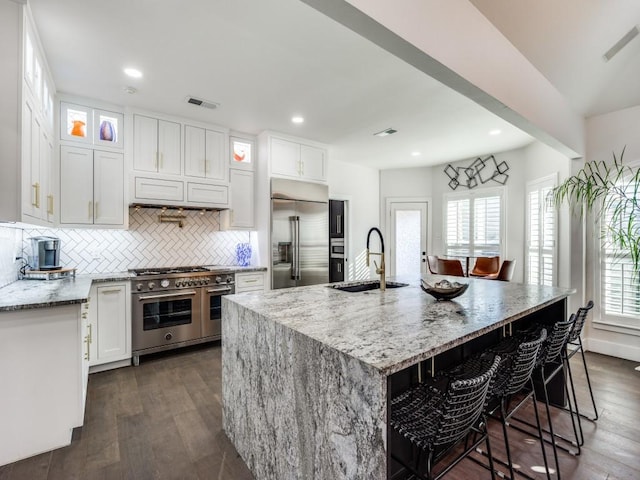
329,280 -> 409,293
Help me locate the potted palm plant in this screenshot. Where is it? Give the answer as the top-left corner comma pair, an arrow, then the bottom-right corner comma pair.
551,149 -> 640,275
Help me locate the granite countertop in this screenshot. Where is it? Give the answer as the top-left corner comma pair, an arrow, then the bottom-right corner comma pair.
225,275 -> 575,375
0,266 -> 268,312
0,276 -> 93,312
205,265 -> 267,274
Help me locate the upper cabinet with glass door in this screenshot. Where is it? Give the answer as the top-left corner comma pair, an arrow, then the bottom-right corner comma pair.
61,102 -> 124,150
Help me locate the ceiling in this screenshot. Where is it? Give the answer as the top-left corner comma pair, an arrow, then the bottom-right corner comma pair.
28,0 -> 640,170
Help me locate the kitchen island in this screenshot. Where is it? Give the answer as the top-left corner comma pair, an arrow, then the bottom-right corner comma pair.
222,276 -> 574,480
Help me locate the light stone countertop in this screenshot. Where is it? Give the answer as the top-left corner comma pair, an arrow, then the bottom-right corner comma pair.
0,266 -> 267,312
225,274 -> 575,375
0,276 -> 93,311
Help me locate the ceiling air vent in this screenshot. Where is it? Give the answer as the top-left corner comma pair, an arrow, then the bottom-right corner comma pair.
603,25 -> 639,62
185,96 -> 220,110
374,127 -> 397,137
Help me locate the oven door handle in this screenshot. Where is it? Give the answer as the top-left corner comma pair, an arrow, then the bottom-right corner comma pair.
207,286 -> 232,294
137,290 -> 198,301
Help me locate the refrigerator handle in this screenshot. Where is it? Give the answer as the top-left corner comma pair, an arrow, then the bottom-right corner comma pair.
290,216 -> 300,280
296,216 -> 301,280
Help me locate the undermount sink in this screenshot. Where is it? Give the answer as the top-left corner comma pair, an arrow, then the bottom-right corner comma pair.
329,280 -> 409,293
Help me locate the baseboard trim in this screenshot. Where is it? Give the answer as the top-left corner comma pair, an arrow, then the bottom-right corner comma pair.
89,358 -> 132,374
585,337 -> 640,362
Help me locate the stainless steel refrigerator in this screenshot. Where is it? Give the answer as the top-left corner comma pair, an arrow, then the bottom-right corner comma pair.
271,178 -> 329,289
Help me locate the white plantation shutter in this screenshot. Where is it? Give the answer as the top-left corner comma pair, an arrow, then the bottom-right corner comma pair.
600,179 -> 640,322
445,190 -> 503,258
526,179 -> 557,286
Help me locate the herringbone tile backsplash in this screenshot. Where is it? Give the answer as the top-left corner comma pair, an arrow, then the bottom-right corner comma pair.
0,208 -> 254,281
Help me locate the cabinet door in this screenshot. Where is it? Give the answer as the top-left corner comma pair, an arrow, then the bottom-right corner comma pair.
95,284 -> 129,362
158,119 -> 181,175
235,272 -> 265,293
330,258 -> 345,283
184,125 -> 206,177
300,145 -> 327,182
229,169 -> 254,228
60,145 -> 94,224
94,150 -> 124,225
329,199 -> 344,237
205,129 -> 226,182
21,99 -> 43,220
270,138 -> 301,178
133,115 -> 159,172
41,130 -> 55,224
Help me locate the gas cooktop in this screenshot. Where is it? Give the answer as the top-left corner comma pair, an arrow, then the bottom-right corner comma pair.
129,266 -> 210,276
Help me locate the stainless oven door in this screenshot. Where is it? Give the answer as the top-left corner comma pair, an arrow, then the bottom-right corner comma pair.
202,284 -> 234,339
132,289 -> 202,352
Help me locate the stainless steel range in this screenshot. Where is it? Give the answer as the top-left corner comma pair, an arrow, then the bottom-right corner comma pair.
130,266 -> 235,365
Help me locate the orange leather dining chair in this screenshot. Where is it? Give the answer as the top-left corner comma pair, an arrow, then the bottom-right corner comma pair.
486,259 -> 516,281
427,255 -> 439,274
469,256 -> 500,277
436,258 -> 465,277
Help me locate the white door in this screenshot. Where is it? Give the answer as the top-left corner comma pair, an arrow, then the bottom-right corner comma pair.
94,150 -> 124,225
184,125 -> 206,177
133,115 -> 159,172
389,202 -> 428,279
60,145 -> 94,224
270,137 -> 300,178
157,119 -> 181,175
205,129 -> 226,182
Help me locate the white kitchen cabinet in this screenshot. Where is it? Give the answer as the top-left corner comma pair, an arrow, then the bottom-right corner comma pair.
235,272 -> 266,293
270,137 -> 327,183
21,86 -> 55,226
220,169 -> 254,230
0,304 -> 86,466
88,282 -> 131,371
184,125 -> 227,182
186,182 -> 229,207
133,114 -> 181,175
60,145 -> 125,226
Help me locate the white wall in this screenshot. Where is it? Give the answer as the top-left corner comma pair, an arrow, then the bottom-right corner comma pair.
328,157 -> 380,281
380,147 -> 530,282
583,105 -> 640,361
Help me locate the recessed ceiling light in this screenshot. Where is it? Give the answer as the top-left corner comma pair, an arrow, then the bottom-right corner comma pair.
123,86 -> 137,94
374,128 -> 397,137
411,152 -> 421,156
124,67 -> 143,79
489,129 -> 502,136
291,116 -> 304,124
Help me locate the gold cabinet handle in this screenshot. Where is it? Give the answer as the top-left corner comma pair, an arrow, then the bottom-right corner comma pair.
87,323 -> 93,344
88,201 -> 93,220
244,279 -> 258,283
84,334 -> 90,361
155,151 -> 159,170
204,158 -> 207,175
32,183 -> 40,208
159,152 -> 163,170
47,194 -> 54,215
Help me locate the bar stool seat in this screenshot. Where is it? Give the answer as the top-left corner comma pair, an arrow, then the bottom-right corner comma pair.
390,353 -> 501,480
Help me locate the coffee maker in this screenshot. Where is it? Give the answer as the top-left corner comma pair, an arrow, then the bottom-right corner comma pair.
29,236 -> 61,270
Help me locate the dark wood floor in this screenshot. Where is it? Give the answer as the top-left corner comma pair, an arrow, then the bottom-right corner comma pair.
0,346 -> 638,479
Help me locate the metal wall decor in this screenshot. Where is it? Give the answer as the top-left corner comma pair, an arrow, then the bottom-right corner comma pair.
444,155 -> 509,190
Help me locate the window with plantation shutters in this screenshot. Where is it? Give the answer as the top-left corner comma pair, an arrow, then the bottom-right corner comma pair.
444,189 -> 504,259
599,177 -> 640,325
526,176 -> 557,286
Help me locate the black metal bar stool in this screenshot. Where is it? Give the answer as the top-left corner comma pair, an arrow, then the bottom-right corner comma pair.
390,353 -> 501,480
563,300 -> 598,447
472,327 -> 550,480
508,316 -> 577,479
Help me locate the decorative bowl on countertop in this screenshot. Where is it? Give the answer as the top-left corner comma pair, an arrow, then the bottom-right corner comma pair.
420,279 -> 468,301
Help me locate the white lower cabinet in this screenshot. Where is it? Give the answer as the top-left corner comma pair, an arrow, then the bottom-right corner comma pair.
60,145 -> 125,226
236,272 -> 266,293
0,304 -> 86,466
88,282 -> 131,371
